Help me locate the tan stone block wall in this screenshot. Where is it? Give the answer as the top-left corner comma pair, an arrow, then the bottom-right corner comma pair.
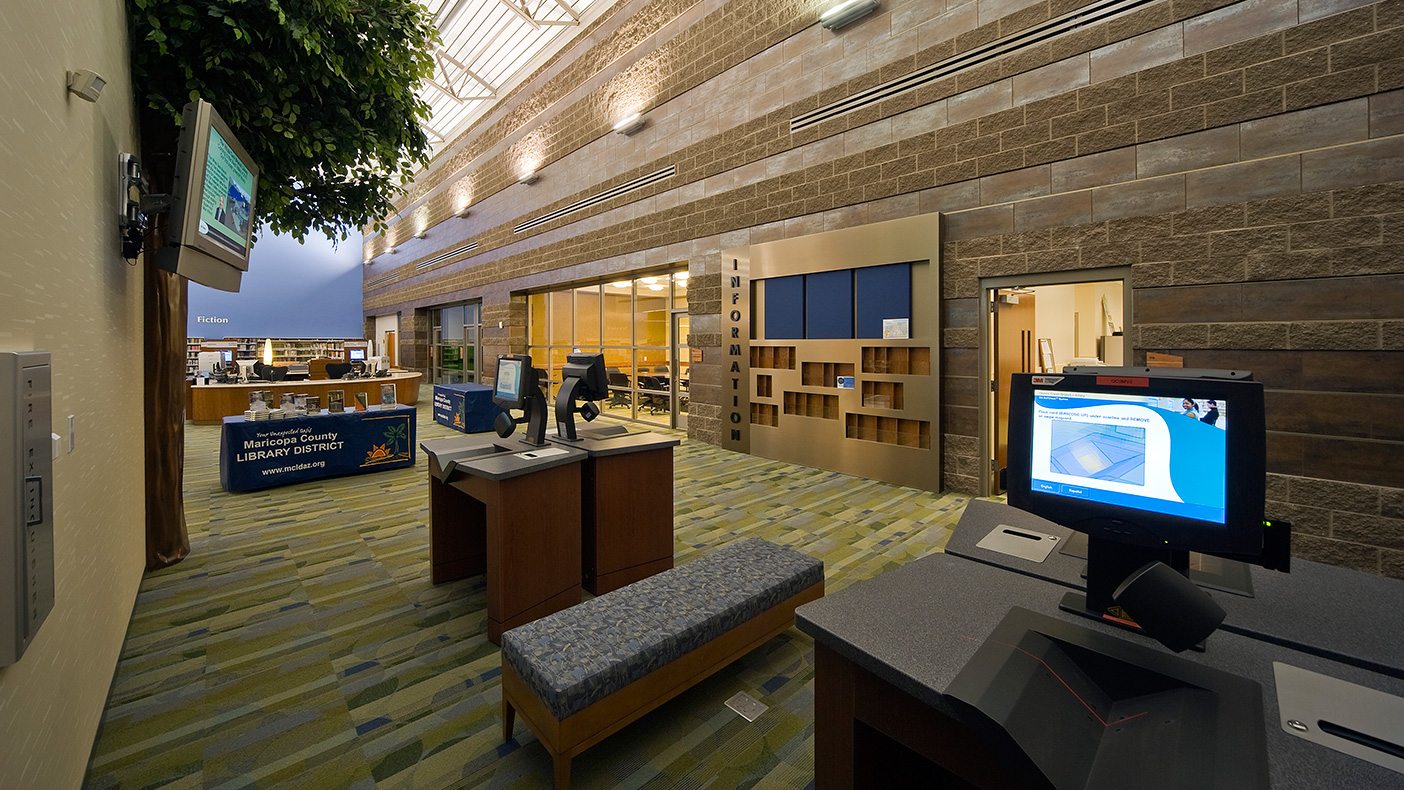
366,0 -> 1404,573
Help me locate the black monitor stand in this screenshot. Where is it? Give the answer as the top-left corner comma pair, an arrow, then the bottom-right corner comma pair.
553,376 -> 600,442
495,388 -> 549,447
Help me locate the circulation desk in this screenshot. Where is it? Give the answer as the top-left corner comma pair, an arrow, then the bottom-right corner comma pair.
421,435 -> 587,644
549,428 -> 680,594
219,406 -> 416,492
189,372 -> 422,423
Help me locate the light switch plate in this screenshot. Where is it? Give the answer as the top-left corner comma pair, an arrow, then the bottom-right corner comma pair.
51,433 -> 61,460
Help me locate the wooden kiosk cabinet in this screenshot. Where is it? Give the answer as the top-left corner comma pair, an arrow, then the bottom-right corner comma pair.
554,431 -> 681,595
421,435 -> 587,644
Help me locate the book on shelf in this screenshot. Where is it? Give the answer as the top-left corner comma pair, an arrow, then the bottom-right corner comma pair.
280,393 -> 295,412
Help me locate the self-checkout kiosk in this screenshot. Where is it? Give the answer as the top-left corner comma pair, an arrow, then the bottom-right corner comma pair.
548,353 -> 679,594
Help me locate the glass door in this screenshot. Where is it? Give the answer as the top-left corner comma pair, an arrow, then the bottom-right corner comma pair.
672,312 -> 689,430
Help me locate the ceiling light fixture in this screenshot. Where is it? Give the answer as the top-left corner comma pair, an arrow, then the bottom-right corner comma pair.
518,170 -> 539,185
610,281 -> 631,288
647,284 -> 665,291
641,277 -> 659,284
613,112 -> 646,136
820,0 -> 879,29
674,272 -> 689,281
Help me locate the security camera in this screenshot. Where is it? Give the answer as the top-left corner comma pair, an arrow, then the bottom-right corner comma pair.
67,69 -> 106,102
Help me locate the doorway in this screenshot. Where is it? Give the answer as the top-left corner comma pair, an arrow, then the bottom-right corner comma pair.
981,268 -> 1132,496
672,311 -> 690,430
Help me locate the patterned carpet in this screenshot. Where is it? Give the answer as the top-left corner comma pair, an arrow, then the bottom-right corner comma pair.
85,408 -> 969,790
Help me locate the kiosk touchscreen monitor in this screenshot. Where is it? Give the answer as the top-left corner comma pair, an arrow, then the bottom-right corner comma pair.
494,356 -> 528,409
492,355 -> 548,446
1005,369 -> 1288,625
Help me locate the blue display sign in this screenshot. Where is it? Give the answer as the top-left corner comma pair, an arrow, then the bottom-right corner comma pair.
219,407 -> 416,492
432,383 -> 503,433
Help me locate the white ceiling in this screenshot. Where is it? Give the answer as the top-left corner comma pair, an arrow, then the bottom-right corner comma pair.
419,0 -> 609,154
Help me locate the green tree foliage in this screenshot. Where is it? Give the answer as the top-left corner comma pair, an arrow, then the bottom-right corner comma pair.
129,0 -> 439,240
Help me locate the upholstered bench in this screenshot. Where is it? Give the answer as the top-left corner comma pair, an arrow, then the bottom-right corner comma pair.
500,537 -> 825,789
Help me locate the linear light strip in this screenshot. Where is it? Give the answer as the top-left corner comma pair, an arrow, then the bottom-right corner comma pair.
416,241 -> 480,270
790,0 -> 1155,133
514,165 -> 676,234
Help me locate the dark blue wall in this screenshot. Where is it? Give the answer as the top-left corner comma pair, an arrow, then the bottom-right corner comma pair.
188,228 -> 363,338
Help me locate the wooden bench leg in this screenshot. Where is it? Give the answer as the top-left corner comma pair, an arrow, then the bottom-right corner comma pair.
503,695 -> 516,742
553,753 -> 571,790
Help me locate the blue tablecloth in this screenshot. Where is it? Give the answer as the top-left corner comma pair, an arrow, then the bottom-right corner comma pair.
219,407 -> 417,492
432,383 -> 503,433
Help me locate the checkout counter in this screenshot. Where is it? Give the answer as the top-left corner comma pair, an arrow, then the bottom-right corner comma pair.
188,371 -> 422,423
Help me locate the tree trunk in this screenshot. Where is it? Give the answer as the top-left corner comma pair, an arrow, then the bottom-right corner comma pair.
141,105 -> 190,571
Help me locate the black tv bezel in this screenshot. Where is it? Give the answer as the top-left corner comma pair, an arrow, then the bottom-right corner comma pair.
159,99 -> 260,293
1005,371 -> 1267,563
560,353 -> 609,401
492,354 -> 533,410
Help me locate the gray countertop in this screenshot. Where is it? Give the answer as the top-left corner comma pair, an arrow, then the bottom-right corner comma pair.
795,552 -> 1404,789
548,428 -> 680,457
421,433 -> 586,482
945,499 -> 1404,678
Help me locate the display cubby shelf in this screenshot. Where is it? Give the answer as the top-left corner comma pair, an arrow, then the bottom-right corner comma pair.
861,381 -> 904,410
860,346 -> 930,375
783,391 -> 839,420
750,346 -> 796,369
801,362 -> 855,387
756,374 -> 773,398
845,414 -> 930,448
750,402 -> 779,427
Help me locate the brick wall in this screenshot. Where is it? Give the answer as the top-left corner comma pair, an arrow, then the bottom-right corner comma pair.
367,0 -> 1404,574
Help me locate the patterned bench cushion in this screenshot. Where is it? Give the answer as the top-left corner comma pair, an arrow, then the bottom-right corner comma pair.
501,537 -> 824,720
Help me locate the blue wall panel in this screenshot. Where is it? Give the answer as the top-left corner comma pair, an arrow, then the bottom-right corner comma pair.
805,269 -> 854,339
855,263 -> 911,338
764,275 -> 805,339
188,227 -> 364,338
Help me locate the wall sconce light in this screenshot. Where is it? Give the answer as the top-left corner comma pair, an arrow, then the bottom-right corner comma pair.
388,246 -> 398,254
614,113 -> 646,136
66,69 -> 106,102
414,231 -> 427,239
820,0 -> 879,29
518,170 -> 539,185
456,207 -> 472,218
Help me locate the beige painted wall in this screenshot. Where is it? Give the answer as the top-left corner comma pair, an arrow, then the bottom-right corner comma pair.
0,1 -> 146,787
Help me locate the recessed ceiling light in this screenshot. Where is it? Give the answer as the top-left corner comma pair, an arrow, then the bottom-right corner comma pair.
641,277 -> 659,284
647,284 -> 665,291
456,207 -> 471,218
610,281 -> 631,288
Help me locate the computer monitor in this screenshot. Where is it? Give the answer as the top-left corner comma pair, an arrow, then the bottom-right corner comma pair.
1005,368 -> 1288,626
221,350 -> 234,363
348,348 -> 365,361
554,353 -> 609,441
492,354 -> 547,446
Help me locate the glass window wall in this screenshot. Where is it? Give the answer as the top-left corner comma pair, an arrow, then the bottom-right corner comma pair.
528,271 -> 687,427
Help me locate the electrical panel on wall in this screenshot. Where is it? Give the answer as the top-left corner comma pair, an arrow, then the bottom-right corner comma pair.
1,352 -> 56,665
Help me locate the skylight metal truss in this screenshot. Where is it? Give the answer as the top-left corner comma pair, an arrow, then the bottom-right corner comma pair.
417,0 -> 599,153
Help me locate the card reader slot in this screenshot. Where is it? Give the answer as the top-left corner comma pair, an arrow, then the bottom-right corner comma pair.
1317,720 -> 1404,761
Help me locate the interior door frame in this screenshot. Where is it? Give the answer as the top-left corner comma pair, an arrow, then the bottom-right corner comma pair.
978,266 -> 1133,497
670,310 -> 689,430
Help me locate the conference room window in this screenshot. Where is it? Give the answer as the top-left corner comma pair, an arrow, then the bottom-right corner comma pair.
431,302 -> 480,385
527,270 -> 687,428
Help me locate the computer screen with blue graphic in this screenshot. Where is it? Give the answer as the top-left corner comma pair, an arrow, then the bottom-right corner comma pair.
1031,390 -> 1228,525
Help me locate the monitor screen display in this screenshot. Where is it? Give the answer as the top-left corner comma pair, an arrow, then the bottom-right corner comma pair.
1029,390 -> 1228,525
196,125 -> 256,257
348,349 -> 365,361
221,350 -> 233,362
495,358 -> 523,401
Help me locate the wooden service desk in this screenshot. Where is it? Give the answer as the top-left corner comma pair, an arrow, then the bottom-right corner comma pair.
421,434 -> 587,644
188,372 -> 422,423
549,427 -> 680,595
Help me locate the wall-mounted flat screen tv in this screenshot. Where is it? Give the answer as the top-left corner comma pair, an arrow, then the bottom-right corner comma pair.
156,99 -> 260,292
